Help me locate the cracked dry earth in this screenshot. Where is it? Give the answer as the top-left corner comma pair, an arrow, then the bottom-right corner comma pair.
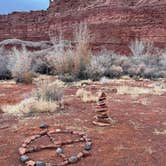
0,79 -> 166,166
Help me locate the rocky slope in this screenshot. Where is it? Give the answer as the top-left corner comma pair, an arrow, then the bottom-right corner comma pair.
0,0 -> 165,53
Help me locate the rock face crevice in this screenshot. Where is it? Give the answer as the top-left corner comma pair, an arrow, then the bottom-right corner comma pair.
0,0 -> 166,53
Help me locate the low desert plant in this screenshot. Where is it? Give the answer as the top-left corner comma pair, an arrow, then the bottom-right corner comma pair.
2,80 -> 64,116
34,80 -> 64,102
76,88 -> 97,103
7,47 -> 34,83
31,80 -> 64,113
129,39 -> 145,56
0,54 -> 11,80
85,52 -> 124,80
46,23 -> 91,81
29,100 -> 59,113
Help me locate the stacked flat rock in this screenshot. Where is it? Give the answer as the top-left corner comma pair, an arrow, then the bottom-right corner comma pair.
93,92 -> 115,126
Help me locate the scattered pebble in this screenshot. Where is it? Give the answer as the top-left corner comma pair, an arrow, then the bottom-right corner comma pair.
26,160 -> 35,166
35,161 -> 46,166
39,124 -> 49,129
19,147 -> 26,155
20,155 -> 29,162
68,156 -> 78,163
85,142 -> 92,151
56,147 -> 63,155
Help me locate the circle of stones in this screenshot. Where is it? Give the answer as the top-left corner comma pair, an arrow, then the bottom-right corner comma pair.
19,127 -> 92,166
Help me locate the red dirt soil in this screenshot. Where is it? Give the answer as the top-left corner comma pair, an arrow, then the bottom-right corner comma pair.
0,82 -> 34,105
0,80 -> 166,166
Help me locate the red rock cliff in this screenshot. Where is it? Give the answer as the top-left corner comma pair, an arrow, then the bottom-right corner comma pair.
0,0 -> 166,53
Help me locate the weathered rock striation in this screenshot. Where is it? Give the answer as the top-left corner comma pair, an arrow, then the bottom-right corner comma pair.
0,0 -> 166,53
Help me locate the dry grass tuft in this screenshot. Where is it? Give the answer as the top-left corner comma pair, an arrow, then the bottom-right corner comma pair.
2,98 -> 35,116
2,80 -> 64,116
116,85 -> 166,96
76,88 -> 97,103
29,100 -> 59,113
34,80 -> 64,102
8,47 -> 35,84
2,97 -> 60,116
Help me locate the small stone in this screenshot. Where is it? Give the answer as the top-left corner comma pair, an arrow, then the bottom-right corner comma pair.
35,161 -> 46,166
22,143 -> 27,148
48,129 -> 56,134
56,148 -> 63,155
40,130 -> 48,136
64,139 -> 73,144
19,147 -> 26,155
58,161 -> 69,166
78,132 -> 85,136
85,142 -> 92,151
26,160 -> 35,166
40,124 -> 49,129
68,156 -> 78,163
80,137 -> 84,141
54,141 -> 62,146
20,155 -> 29,162
24,138 -> 32,144
30,135 -> 40,141
77,152 -> 84,158
83,150 -> 90,157
56,129 -> 61,132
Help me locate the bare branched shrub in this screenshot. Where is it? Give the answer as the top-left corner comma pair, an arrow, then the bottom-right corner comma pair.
0,54 -> 11,79
129,39 -> 145,56
86,46 -> 166,80
76,88 -> 97,103
86,51 -> 124,80
126,53 -> 166,79
7,47 -> 34,83
46,23 -> 91,81
86,54 -> 109,81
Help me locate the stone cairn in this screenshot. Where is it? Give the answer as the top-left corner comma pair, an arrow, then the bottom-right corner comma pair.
19,125 -> 92,166
93,92 -> 115,127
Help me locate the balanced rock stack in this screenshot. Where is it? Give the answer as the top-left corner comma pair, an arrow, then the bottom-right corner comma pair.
93,92 -> 115,127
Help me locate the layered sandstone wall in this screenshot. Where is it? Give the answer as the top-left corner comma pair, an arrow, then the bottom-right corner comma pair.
48,0 -> 166,53
0,0 -> 165,53
0,10 -> 49,42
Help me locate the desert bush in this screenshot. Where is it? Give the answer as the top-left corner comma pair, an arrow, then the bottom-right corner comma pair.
32,80 -> 64,113
46,23 -> 91,81
7,47 -> 34,83
0,54 -> 12,80
86,47 -> 166,80
85,51 -> 124,80
126,53 -> 166,79
34,80 -> 64,102
33,56 -> 53,75
76,88 -> 97,103
85,55 -> 107,81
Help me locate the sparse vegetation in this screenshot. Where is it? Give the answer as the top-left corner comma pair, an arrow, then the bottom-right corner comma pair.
2,80 -> 64,116
0,25 -> 166,83
0,54 -> 11,80
7,47 -> 35,83
45,23 -> 91,81
34,80 -> 64,102
76,88 -> 97,103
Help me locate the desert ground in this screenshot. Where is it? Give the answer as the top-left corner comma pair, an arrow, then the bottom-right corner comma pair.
0,76 -> 166,166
